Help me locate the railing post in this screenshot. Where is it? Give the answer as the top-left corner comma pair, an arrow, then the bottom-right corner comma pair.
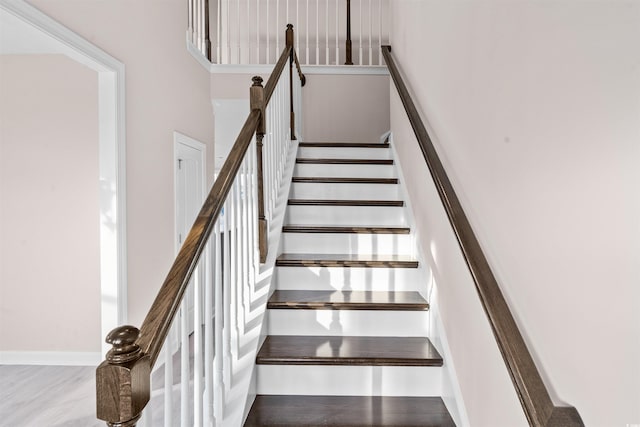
286,24 -> 296,141
251,76 -> 268,263
96,326 -> 150,427
345,0 -> 353,65
204,0 -> 211,61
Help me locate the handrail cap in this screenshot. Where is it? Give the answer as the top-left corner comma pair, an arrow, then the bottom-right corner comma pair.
105,325 -> 141,364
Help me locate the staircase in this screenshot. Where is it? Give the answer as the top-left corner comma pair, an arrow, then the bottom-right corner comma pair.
244,141 -> 457,426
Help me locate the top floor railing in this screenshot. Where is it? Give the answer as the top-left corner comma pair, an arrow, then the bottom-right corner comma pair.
189,0 -> 389,66
96,24 -> 305,427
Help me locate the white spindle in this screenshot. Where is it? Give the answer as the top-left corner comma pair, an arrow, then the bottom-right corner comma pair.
378,0 -> 382,65
315,0 -> 319,64
213,219 -> 224,421
216,0 -> 221,62
236,0 -> 240,63
180,302 -> 189,427
296,0 -> 299,53
276,0 -> 280,55
368,0 -> 372,65
359,0 -> 363,65
188,0 -> 194,45
163,328 -> 173,427
203,243 -> 213,426
335,0 -> 339,64
226,0 -> 231,63
222,197 -> 232,394
306,0 -> 309,64
193,264 -> 203,427
266,0 -> 270,63
256,0 -> 260,63
325,0 -> 329,64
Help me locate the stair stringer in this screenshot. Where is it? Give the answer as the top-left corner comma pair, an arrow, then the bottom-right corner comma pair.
216,139 -> 299,427
389,132 -> 471,427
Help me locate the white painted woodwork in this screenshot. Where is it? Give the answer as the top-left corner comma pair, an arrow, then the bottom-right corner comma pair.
289,182 -> 400,199
282,232 -> 414,255
275,266 -> 424,292
297,146 -> 392,159
204,0 -> 390,66
268,309 -> 429,336
286,205 -> 406,226
294,163 -> 397,178
257,365 -> 443,396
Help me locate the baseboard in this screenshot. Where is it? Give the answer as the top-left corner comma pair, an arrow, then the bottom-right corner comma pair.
0,351 -> 102,366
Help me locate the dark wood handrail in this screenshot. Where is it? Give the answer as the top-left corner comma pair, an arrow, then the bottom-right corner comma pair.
381,45 -> 584,427
97,26 -> 305,426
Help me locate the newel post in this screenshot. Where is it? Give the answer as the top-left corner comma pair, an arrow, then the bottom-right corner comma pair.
286,24 -> 296,140
251,76 -> 268,263
96,326 -> 150,427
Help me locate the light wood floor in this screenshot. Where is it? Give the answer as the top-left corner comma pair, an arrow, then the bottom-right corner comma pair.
0,365 -> 101,426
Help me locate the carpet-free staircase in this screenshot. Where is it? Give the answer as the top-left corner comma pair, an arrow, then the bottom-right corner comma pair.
245,141 -> 456,426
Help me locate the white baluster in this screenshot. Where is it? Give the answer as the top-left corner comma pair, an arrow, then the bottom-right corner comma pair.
325,0 -> 329,64
315,0 -> 319,64
213,219 -> 224,422
378,0 -> 382,65
306,0 -> 310,64
217,0 -> 221,62
359,0 -> 363,65
164,326 -> 174,426
276,0 -> 280,56
368,0 -> 372,65
335,0 -> 339,64
266,0 -> 270,63
222,198 -> 232,395
194,261 -> 203,427
180,300 -> 189,427
203,242 -> 214,426
256,0 -> 260,63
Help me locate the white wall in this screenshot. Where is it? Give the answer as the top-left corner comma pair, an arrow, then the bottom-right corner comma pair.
388,1 -> 640,426
0,54 -> 101,352
27,0 -> 216,327
302,74 -> 390,143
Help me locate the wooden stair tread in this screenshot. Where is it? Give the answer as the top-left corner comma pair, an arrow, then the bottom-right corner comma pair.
257,336 -> 443,366
276,253 -> 419,268
299,142 -> 390,148
292,177 -> 399,184
296,158 -> 394,165
288,199 -> 404,207
244,395 -> 456,426
268,290 -> 428,310
283,225 -> 410,234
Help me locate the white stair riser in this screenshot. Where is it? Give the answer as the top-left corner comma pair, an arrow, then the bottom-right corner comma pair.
298,147 -> 392,159
290,182 -> 400,200
276,267 -> 423,292
294,164 -> 397,178
282,233 -> 414,255
286,205 -> 406,226
268,309 -> 429,336
257,365 -> 442,396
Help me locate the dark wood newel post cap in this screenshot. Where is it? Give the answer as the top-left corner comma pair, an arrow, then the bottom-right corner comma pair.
252,76 -> 264,86
287,23 -> 293,30
105,325 -> 141,364
97,325 -> 150,425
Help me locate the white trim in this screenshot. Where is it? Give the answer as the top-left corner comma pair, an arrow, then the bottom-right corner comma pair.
0,0 -> 127,356
186,38 -> 389,76
0,351 -> 102,366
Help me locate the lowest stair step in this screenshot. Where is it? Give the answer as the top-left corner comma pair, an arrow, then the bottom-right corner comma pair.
268,290 -> 429,310
256,335 -> 443,366
275,253 -> 419,268
244,395 -> 456,426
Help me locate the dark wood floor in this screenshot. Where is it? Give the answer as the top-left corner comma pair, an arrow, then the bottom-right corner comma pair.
244,395 -> 457,427
256,335 -> 443,366
275,253 -> 419,268
267,290 -> 429,311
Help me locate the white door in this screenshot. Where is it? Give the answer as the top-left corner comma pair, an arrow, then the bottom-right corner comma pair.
175,132 -> 206,333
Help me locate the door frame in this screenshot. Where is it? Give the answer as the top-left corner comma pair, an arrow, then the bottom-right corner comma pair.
0,0 -> 127,360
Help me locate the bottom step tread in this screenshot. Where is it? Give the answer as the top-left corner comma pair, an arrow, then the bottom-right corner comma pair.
244,395 -> 456,426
